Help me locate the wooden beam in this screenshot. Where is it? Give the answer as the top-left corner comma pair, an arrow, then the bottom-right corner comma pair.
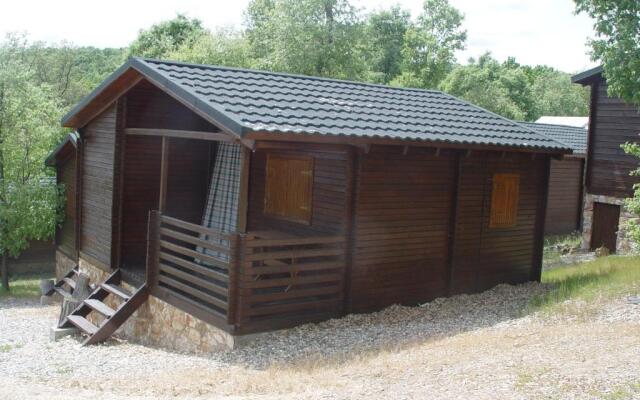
402,145 -> 409,156
125,128 -> 232,142
158,137 -> 169,213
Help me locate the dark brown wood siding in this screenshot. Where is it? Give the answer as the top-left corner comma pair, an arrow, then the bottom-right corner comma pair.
350,146 -> 457,312
58,155 -> 77,257
120,135 -> 161,267
587,81 -> 640,197
451,153 -> 546,294
80,104 -> 117,268
126,80 -> 218,132
247,144 -> 350,237
545,157 -> 584,235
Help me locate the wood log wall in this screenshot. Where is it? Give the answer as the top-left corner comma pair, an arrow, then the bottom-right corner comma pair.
545,158 -> 584,235
80,104 -> 117,268
588,81 -> 640,198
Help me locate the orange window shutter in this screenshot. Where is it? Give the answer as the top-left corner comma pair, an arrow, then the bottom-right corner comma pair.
264,154 -> 314,224
489,173 -> 520,228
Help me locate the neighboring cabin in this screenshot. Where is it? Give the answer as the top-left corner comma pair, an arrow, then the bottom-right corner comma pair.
47,58 -> 570,350
573,66 -> 640,253
519,122 -> 587,235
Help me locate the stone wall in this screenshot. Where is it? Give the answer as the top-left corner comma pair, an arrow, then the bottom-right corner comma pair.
55,256 -> 237,353
581,193 -> 638,254
55,250 -> 77,280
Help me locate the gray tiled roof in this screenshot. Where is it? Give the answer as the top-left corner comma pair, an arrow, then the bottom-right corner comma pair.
518,122 -> 587,154
64,57 -> 571,152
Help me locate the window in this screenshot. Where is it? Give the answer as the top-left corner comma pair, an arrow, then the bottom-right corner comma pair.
264,154 -> 314,224
489,173 -> 520,228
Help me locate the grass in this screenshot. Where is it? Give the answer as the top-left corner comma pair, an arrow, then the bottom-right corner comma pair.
543,233 -> 582,266
530,255 -> 640,311
0,274 -> 52,299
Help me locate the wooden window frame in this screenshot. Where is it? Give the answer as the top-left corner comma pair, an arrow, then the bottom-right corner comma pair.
264,153 -> 314,225
489,173 -> 520,228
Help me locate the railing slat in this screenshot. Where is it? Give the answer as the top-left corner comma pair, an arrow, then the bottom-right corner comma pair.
158,275 -> 228,310
160,240 -> 230,270
160,214 -> 230,241
245,247 -> 344,262
246,260 -> 344,275
160,227 -> 230,253
159,252 -> 229,282
246,235 -> 345,248
159,262 -> 229,297
240,272 -> 343,288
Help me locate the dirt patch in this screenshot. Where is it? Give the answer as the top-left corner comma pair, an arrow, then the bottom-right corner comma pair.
1,284 -> 639,399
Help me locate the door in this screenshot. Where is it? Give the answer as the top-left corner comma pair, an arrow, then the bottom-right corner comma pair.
590,202 -> 620,253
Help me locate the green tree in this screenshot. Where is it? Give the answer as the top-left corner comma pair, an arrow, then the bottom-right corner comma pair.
575,0 -> 640,105
391,0 -> 466,89
0,35 -> 64,290
128,14 -> 208,59
440,53 -> 589,121
244,0 -> 366,79
364,6 -> 411,84
527,66 -> 590,119
439,54 -> 529,120
168,27 -> 253,68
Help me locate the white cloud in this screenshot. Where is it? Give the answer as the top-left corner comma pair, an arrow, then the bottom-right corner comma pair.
1,0 -> 597,72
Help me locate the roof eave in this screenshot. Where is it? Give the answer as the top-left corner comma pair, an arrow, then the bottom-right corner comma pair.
244,130 -> 572,155
45,132 -> 78,167
571,66 -> 603,85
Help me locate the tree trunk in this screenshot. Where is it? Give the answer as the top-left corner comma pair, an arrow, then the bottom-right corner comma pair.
1,252 -> 8,291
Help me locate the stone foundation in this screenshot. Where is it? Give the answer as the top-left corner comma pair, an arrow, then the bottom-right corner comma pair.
55,255 -> 236,353
581,193 -> 638,254
55,250 -> 77,280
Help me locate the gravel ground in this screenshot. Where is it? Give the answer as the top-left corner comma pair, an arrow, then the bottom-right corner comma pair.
1,282 -> 639,400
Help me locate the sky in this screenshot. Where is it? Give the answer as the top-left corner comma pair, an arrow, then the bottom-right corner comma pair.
1,0 -> 597,73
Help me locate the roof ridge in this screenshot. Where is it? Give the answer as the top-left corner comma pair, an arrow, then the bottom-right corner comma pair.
134,57 -> 445,95
520,121 -> 588,130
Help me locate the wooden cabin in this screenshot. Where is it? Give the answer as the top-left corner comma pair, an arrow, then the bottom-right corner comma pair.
519,122 -> 587,235
573,67 -> 640,253
49,58 -> 570,348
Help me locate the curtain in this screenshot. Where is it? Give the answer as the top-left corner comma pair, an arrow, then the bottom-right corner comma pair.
197,142 -> 243,263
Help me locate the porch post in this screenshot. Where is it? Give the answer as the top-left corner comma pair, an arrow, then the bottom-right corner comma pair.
158,136 -> 169,213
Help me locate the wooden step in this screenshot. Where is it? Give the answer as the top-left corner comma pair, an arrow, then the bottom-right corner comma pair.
101,283 -> 132,300
84,299 -> 115,318
62,277 -> 76,290
67,315 -> 98,335
54,286 -> 73,300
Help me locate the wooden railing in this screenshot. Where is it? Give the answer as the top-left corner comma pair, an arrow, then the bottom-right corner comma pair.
146,211 -> 238,327
146,211 -> 347,333
235,233 -> 346,332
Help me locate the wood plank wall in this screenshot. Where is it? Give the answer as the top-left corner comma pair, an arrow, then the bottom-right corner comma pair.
120,135 -> 161,267
80,104 -> 117,268
58,155 -> 77,257
126,80 -> 218,132
545,158 -> 584,234
451,153 -> 545,294
350,146 -> 456,312
247,144 -> 350,237
588,81 -> 640,197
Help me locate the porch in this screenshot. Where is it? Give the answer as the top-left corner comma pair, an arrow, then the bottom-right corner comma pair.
144,211 -> 347,334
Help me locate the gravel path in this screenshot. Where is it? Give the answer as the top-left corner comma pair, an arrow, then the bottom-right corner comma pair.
1,282 -> 639,399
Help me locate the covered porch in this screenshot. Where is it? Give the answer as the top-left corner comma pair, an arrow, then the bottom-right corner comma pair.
119,131 -> 347,335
